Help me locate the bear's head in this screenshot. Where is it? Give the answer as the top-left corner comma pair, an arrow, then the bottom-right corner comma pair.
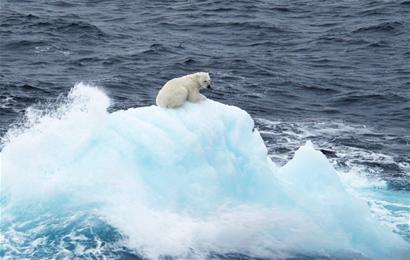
193,72 -> 211,90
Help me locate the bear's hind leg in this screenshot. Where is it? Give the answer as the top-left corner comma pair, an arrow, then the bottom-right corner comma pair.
166,87 -> 189,108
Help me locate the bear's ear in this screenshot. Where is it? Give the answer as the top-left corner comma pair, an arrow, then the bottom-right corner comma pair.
196,72 -> 210,78
193,72 -> 202,81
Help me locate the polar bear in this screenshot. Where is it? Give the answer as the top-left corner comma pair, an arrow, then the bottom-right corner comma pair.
156,72 -> 212,108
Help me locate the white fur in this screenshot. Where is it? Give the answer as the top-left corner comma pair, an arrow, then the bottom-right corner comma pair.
156,72 -> 211,108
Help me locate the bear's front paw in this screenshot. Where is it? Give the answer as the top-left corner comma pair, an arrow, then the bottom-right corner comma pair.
188,93 -> 207,103
198,94 -> 207,101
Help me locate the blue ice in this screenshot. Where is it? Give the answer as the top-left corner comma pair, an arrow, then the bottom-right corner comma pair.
0,84 -> 408,259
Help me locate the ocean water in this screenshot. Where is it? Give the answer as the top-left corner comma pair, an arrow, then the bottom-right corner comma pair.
1,0 -> 409,259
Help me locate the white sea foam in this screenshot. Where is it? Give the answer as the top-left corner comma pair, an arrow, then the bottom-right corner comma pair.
0,83 -> 409,259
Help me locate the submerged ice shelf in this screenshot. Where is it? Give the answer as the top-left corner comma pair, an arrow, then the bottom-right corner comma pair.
0,84 -> 409,259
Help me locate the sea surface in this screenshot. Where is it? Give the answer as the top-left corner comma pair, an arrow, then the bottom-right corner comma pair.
1,0 -> 409,259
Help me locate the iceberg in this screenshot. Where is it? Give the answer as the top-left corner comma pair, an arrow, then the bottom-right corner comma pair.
0,84 -> 408,259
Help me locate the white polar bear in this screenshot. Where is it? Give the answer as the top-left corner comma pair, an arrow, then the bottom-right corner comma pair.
156,72 -> 212,108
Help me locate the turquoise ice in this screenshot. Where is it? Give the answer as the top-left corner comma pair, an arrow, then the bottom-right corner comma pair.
0,84 -> 408,259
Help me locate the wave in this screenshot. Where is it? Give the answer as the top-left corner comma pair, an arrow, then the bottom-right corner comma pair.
352,21 -> 403,34
0,84 -> 409,259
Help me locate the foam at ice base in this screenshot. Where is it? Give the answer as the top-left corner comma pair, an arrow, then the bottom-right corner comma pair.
0,84 -> 408,259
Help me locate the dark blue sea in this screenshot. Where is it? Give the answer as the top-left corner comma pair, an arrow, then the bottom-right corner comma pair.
1,1 -> 409,259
